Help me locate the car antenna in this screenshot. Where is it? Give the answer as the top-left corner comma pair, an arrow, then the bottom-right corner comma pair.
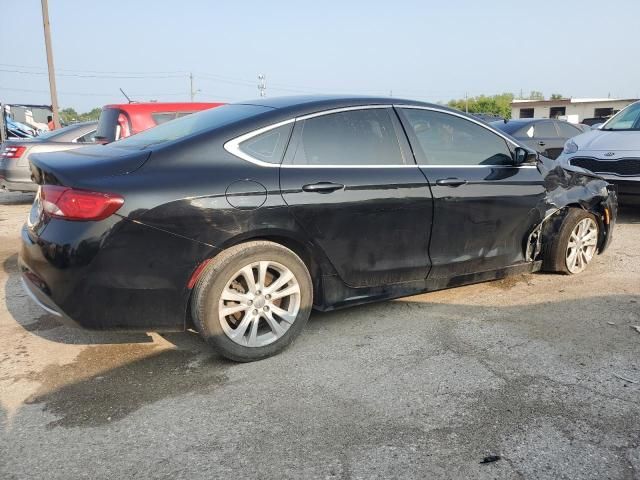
119,88 -> 133,103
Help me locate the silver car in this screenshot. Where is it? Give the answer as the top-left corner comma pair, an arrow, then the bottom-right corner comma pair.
0,121 -> 97,192
558,101 -> 640,205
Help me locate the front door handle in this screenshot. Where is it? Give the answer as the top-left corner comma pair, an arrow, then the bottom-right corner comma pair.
435,177 -> 468,187
538,141 -> 546,146
301,182 -> 345,193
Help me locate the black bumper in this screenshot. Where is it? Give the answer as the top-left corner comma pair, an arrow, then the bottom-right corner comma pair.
19,218 -> 218,331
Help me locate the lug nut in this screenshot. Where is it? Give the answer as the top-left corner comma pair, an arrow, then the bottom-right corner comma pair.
265,294 -> 271,300
248,300 -> 253,306
263,306 -> 269,311
253,309 -> 258,315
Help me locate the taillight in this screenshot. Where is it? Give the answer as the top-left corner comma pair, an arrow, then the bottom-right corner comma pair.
1,145 -> 26,159
40,185 -> 124,221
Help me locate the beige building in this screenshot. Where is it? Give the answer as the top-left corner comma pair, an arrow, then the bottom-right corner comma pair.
511,98 -> 638,124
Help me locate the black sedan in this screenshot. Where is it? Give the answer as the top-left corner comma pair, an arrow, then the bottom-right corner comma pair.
21,96 -> 617,361
491,118 -> 585,159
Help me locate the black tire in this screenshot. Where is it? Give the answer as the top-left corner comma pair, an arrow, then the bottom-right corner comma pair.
543,209 -> 599,274
191,241 -> 313,362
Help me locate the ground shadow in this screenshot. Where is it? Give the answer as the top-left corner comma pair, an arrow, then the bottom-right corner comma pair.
617,205 -> 640,225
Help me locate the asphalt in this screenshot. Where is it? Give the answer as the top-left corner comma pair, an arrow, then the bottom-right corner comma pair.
1,190 -> 639,480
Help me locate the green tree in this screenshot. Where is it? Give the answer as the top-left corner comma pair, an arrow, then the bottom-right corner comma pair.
528,91 -> 544,100
550,93 -> 564,100
78,108 -> 102,121
59,107 -> 78,124
448,93 -> 515,119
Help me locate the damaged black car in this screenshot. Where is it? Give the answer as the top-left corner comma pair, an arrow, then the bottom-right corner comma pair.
20,96 -> 617,361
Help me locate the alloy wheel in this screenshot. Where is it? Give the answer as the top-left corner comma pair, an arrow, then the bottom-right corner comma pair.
218,260 -> 301,347
565,217 -> 598,274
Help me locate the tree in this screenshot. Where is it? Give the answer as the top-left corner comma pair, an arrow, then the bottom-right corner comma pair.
447,93 -> 515,119
78,108 -> 102,121
528,91 -> 544,100
550,93 -> 564,100
59,107 -> 78,124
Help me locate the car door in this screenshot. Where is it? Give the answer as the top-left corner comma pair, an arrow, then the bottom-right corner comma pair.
396,106 -> 547,280
279,106 -> 433,287
532,120 -> 563,159
554,121 -> 583,157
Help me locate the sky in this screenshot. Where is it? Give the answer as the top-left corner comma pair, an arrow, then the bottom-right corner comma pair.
1,0 -> 639,112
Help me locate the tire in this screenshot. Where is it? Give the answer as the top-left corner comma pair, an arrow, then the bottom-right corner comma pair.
543,209 -> 599,274
191,241 -> 313,362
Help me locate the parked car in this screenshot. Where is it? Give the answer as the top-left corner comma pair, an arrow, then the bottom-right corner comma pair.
491,118 -> 584,159
0,121 -> 97,192
558,100 -> 640,205
94,102 -> 224,143
21,96 -> 617,361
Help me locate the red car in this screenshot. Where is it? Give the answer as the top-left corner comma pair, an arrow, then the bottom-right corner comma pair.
95,102 -> 224,143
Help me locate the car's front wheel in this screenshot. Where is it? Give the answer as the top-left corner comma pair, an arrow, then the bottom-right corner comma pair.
544,209 -> 599,274
191,241 -> 313,362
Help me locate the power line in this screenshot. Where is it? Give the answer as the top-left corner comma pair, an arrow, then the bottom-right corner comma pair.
0,68 -> 186,79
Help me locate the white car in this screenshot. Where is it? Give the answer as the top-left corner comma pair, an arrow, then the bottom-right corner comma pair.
558,101 -> 640,205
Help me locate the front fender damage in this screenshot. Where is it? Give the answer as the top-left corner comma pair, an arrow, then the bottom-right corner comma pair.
525,159 -> 618,262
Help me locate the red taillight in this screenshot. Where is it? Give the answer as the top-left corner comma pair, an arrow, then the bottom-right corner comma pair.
1,145 -> 26,159
40,185 -> 124,221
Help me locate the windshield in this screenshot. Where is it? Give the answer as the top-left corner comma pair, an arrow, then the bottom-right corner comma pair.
111,104 -> 271,149
35,122 -> 86,140
602,102 -> 640,131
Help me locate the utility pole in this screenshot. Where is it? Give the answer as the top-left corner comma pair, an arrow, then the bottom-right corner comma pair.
190,73 -> 195,101
258,74 -> 266,97
40,0 -> 60,129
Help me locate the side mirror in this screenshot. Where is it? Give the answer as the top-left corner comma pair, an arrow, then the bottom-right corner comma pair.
514,146 -> 537,164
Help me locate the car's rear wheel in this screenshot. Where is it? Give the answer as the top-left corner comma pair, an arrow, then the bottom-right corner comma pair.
544,209 -> 599,274
191,241 -> 313,362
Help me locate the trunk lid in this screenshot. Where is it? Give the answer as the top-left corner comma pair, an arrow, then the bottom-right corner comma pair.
28,144 -> 151,186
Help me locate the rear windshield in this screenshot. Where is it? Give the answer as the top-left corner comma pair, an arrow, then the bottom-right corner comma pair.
95,108 -> 122,142
111,104 -> 271,149
491,120 -> 527,135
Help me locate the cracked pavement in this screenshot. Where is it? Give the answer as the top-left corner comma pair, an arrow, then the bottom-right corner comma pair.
1,191 -> 639,479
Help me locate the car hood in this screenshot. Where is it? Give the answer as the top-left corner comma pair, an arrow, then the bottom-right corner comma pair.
572,129 -> 640,152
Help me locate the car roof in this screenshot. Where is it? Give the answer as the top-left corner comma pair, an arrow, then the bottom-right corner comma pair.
233,94 -> 452,118
103,102 -> 224,113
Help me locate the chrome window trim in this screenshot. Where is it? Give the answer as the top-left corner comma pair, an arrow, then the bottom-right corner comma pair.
224,104 -> 532,169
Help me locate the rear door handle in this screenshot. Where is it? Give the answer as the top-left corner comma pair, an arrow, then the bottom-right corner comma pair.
435,177 -> 468,187
301,182 -> 345,193
538,141 -> 546,146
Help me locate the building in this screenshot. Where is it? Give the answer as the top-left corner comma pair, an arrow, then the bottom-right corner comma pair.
510,98 -> 638,125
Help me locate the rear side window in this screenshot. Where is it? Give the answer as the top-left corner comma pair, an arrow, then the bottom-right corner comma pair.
556,121 -> 581,138
533,121 -> 557,137
401,108 -> 513,166
238,123 -> 293,164
289,108 -> 405,166
75,129 -> 97,143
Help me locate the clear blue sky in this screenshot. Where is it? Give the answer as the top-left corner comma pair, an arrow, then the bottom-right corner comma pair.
1,0 -> 639,112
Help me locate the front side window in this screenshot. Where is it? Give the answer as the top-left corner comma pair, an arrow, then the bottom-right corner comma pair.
289,108 -> 405,166
401,109 -> 513,166
603,102 -> 640,131
238,123 -> 293,164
